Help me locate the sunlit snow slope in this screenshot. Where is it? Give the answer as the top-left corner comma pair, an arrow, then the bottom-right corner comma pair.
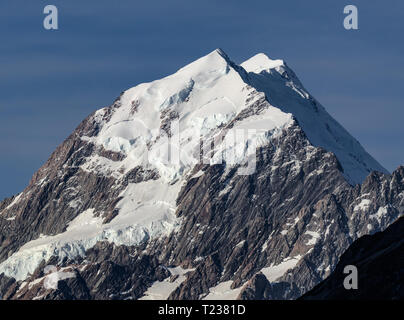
241,53 -> 388,183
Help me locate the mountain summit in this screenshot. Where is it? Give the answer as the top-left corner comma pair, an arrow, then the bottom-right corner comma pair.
0,49 -> 401,300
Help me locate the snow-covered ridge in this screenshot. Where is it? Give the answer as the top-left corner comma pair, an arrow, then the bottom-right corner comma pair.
79,48 -> 296,184
241,54 -> 388,184
85,48 -> 387,184
83,48 -> 386,185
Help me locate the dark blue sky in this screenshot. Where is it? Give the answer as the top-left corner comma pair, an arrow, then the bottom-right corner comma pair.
1,0 -> 403,200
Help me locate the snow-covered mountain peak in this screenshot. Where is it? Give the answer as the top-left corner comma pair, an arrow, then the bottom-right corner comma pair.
85,49 -> 388,185
80,47 -> 293,188
0,49 -> 391,282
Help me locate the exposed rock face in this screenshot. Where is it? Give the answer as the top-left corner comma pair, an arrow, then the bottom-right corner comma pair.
301,216 -> 404,300
161,136 -> 403,300
0,108 -> 129,263
0,49 -> 402,300
236,273 -> 272,300
1,242 -> 170,300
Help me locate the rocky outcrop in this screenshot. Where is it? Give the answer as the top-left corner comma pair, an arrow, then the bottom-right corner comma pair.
237,273 -> 272,300
0,113 -> 125,262
3,242 -> 172,300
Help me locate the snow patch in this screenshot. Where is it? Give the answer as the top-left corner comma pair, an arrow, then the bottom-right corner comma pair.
354,199 -> 371,212
241,53 -> 284,74
369,206 -> 388,224
190,170 -> 204,179
305,231 -> 320,246
139,266 -> 194,300
2,193 -> 22,213
261,255 -> 302,282
203,280 -> 243,300
44,270 -> 76,290
235,240 -> 246,248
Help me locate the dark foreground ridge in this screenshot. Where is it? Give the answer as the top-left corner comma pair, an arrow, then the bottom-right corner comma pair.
301,215 -> 404,300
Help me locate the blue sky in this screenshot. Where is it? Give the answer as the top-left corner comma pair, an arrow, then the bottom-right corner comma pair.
0,0 -> 403,200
